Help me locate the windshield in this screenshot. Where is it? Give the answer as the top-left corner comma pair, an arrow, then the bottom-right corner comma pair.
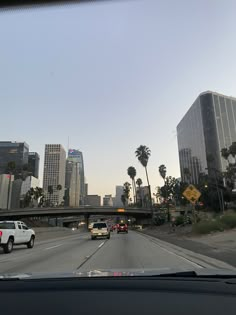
0,0 -> 236,278
93,223 -> 107,229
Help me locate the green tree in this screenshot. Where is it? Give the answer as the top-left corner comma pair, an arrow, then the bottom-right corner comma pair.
57,184 -> 62,191
135,145 -> 152,206
127,166 -> 137,205
136,178 -> 143,207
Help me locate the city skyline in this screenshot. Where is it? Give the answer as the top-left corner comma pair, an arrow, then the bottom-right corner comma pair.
1,0 -> 236,196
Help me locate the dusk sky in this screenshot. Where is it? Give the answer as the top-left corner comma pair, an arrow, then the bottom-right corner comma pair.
1,0 -> 236,197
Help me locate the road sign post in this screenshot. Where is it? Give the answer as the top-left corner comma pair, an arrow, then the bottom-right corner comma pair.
182,185 -> 201,223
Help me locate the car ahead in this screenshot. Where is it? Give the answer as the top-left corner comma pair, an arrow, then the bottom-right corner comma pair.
0,221 -> 35,254
110,224 -> 116,232
88,222 -> 95,230
91,222 -> 110,240
117,223 -> 128,234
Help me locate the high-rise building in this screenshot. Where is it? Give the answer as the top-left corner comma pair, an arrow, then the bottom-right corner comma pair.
84,195 -> 101,207
68,149 -> 85,205
0,174 -> 14,209
28,152 -> 40,178
114,185 -> 123,207
177,91 -> 236,183
43,144 -> 66,206
65,159 -> 80,207
0,141 -> 29,178
11,179 -> 23,209
103,194 -> 113,206
85,183 -> 88,196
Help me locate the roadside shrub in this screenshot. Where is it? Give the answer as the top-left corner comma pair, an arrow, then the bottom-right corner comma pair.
192,219 -> 224,234
175,215 -> 184,226
220,213 -> 236,229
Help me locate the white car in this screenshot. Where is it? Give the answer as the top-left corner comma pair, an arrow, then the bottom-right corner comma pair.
0,221 -> 35,254
91,222 -> 110,240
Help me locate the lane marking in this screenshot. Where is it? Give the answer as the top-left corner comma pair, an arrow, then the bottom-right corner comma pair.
45,244 -> 63,250
98,242 -> 105,248
76,240 -> 108,270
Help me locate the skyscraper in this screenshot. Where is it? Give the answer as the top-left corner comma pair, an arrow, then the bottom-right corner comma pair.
0,174 -> 13,209
114,185 -> 123,207
65,159 -> 80,207
28,152 -> 40,178
177,91 -> 236,183
0,141 -> 29,178
43,144 -> 66,206
84,195 -> 101,207
68,149 -> 85,205
103,194 -> 113,206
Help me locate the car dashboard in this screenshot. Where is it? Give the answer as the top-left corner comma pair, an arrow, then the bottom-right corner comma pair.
1,276 -> 236,314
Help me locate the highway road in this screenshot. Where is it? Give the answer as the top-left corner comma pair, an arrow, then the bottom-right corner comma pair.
0,230 -> 234,275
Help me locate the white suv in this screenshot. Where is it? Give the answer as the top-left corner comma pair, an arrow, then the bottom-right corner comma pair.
91,222 -> 110,240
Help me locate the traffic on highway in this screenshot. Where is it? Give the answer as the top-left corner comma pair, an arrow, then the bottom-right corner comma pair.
1,1 -> 236,314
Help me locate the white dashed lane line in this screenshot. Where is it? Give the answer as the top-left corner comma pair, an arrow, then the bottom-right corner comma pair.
45,244 -> 63,250
98,242 -> 105,248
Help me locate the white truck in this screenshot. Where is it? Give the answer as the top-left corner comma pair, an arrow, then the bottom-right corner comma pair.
0,221 -> 35,254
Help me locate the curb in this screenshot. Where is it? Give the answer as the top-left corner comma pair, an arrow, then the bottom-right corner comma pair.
136,230 -> 236,271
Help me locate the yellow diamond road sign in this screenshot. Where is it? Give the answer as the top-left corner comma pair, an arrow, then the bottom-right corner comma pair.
183,184 -> 201,204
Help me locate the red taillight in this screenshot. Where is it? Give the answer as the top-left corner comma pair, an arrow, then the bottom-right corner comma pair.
0,231 -> 2,237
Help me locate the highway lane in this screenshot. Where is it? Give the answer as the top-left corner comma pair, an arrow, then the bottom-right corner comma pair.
0,230 -> 216,275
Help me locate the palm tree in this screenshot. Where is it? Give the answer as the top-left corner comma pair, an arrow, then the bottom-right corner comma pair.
221,148 -> 230,161
135,145 -> 152,207
136,178 -> 143,206
158,164 -> 170,221
127,166 -> 137,204
159,164 -> 166,181
123,182 -> 131,205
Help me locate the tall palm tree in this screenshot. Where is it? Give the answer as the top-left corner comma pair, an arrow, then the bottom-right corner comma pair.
123,182 -> 131,205
135,145 -> 152,207
159,164 -> 167,181
136,178 -> 143,206
158,164 -> 170,221
221,148 -> 230,161
136,178 -> 142,187
127,166 -> 137,204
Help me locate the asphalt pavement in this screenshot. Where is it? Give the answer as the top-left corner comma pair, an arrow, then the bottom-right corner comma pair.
0,230 -> 235,275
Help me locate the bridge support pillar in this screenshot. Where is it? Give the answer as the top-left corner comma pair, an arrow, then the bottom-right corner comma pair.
84,213 -> 90,230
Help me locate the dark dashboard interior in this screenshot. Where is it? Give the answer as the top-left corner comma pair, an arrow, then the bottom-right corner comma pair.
1,277 -> 236,314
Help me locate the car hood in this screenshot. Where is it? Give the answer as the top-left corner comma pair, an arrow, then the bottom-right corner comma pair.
1,267 -> 236,279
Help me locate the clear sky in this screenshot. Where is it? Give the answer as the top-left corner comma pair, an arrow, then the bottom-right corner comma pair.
1,0 -> 236,197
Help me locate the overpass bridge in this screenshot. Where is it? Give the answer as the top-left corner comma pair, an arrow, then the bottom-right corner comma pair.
0,206 -> 152,224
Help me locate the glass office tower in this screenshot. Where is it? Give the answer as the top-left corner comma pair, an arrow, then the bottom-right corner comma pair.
177,91 -> 236,183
